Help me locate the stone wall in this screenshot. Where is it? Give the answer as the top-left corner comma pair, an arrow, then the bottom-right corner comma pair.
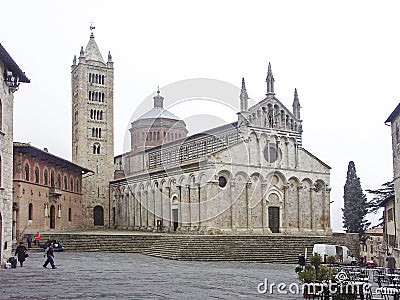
0,61 -> 14,265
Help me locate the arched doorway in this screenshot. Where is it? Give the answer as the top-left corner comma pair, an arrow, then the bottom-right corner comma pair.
49,205 -> 55,229
171,196 -> 179,232
94,206 -> 104,226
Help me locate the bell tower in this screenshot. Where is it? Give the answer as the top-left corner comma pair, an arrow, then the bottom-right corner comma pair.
71,30 -> 114,228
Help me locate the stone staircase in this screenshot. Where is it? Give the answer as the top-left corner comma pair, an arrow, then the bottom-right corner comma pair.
39,233 -> 356,264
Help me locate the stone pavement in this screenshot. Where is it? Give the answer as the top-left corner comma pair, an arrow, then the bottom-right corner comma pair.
0,251 -> 301,299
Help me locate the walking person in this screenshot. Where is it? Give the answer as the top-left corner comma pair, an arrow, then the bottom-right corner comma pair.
387,254 -> 396,274
14,241 -> 28,267
43,242 -> 57,269
298,254 -> 306,269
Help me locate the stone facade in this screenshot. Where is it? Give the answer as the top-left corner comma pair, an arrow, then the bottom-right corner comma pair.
383,105 -> 400,263
13,143 -> 90,239
0,44 -> 29,265
110,65 -> 332,235
71,33 -> 114,228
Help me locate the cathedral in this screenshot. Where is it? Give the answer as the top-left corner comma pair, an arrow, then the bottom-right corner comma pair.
73,33 -> 331,235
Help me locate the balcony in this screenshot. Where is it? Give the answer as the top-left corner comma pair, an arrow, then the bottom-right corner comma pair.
49,187 -> 63,197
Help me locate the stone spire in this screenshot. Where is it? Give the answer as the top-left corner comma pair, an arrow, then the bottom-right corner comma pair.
240,77 -> 248,112
153,86 -> 164,108
266,62 -> 275,96
84,33 -> 105,63
108,51 -> 112,62
293,88 -> 301,119
72,55 -> 77,66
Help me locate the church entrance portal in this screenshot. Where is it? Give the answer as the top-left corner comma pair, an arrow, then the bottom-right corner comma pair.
172,209 -> 178,231
94,206 -> 104,226
268,207 -> 280,233
49,205 -> 55,229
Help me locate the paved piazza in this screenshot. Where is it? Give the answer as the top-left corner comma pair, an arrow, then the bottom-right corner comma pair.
0,251 -> 300,299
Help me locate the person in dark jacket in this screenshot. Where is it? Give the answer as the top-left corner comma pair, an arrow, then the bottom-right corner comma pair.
26,235 -> 32,248
14,241 -> 28,267
43,242 -> 56,269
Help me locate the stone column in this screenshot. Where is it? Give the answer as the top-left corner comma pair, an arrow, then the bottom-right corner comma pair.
282,184 -> 289,231
309,187 -> 314,231
246,181 -> 251,231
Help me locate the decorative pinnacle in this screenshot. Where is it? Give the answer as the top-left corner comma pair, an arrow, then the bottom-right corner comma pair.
108,51 -> 112,62
79,46 -> 84,57
241,77 -> 246,91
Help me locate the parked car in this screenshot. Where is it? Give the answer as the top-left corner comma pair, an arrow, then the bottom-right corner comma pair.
40,238 -> 64,252
365,260 -> 377,268
313,244 -> 356,265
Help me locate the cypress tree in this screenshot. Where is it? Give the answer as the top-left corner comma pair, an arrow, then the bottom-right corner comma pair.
342,161 -> 370,235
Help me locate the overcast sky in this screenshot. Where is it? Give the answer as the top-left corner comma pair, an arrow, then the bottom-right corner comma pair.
3,1 -> 400,231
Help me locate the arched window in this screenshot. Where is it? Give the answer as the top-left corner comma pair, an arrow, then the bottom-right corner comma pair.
24,164 -> 30,181
57,174 -> 61,188
70,178 -> 74,191
91,73 -> 95,83
90,109 -> 93,119
92,128 -> 95,137
96,110 -> 100,120
98,128 -> 101,138
100,111 -> 103,120
68,208 -> 72,222
50,171 -> 55,187
95,74 -> 98,83
28,203 -> 33,221
97,145 -> 101,154
44,170 -> 48,186
88,91 -> 92,100
76,179 -> 79,193
34,167 -> 39,184
101,75 -> 105,85
64,176 -> 68,190
93,144 -> 96,154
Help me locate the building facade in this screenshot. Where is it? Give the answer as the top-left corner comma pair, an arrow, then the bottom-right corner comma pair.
384,105 -> 400,262
0,44 -> 29,265
110,64 -> 332,235
360,228 -> 384,266
13,143 -> 91,239
71,33 -> 114,228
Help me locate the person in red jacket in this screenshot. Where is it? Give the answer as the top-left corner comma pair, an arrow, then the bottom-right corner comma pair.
34,232 -> 41,246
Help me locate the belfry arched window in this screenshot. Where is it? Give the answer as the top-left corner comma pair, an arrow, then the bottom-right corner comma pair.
50,171 -> 54,187
44,170 -> 48,186
57,174 -> 61,188
35,167 -> 39,184
24,164 -> 30,181
64,176 -> 68,190
70,178 -> 74,191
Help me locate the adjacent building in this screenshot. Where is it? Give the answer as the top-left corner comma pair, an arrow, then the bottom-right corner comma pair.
13,143 -> 91,238
360,228 -> 384,266
383,105 -> 400,261
0,43 -> 29,265
110,64 -> 332,235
